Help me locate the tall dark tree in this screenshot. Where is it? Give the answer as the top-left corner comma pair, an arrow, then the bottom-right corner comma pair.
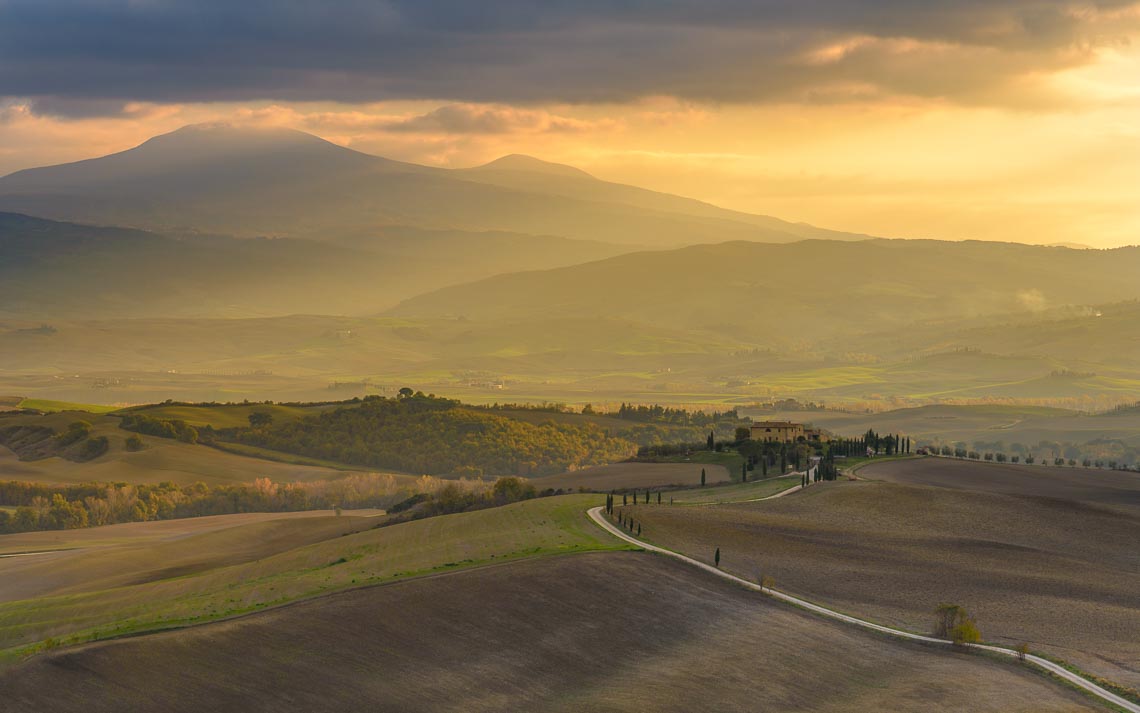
700,468 -> 706,486
714,547 -> 721,567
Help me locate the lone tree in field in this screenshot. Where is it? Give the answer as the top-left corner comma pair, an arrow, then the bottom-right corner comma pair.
714,547 -> 721,568
700,468 -> 706,486
934,604 -> 982,647
248,411 -> 274,428
707,430 -> 715,450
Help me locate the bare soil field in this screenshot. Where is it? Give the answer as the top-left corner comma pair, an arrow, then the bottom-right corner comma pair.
628,480 -> 1140,690
0,552 -> 1100,713
862,456 -> 1140,511
533,462 -> 730,491
0,510 -> 384,602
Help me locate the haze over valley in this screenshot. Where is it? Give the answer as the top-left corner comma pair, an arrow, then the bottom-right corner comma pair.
3,3 -> 1140,712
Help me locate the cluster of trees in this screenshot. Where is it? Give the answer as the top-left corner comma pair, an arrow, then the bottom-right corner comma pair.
233,393 -> 635,477
934,604 -> 982,646
385,476 -> 547,524
0,421 -> 109,463
833,430 -> 910,457
613,403 -> 740,427
119,413 -> 200,444
0,473 -> 416,534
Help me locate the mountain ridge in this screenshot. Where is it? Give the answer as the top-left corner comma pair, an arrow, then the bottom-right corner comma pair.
0,123 -> 876,247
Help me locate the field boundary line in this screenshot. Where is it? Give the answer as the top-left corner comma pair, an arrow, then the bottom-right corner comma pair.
586,505 -> 1139,713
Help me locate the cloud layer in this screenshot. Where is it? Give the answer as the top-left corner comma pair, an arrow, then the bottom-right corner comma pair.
2,1 -> 1138,111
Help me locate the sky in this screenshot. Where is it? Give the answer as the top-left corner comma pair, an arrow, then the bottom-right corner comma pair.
1,1 -> 1139,247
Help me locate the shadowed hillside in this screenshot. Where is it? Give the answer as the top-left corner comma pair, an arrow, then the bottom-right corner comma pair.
0,212 -> 627,317
0,124 -> 870,247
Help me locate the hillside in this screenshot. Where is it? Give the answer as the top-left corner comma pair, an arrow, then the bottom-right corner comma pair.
0,409 -> 379,486
632,474 -> 1140,688
0,124 -> 870,248
391,239 -> 1140,340
0,212 -> 627,318
1,552 -> 1099,713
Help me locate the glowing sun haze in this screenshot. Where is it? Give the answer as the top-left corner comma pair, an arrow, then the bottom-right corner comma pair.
2,1 -> 1139,247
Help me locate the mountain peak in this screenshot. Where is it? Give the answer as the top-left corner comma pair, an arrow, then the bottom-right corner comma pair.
133,122 -> 360,157
473,154 -> 594,179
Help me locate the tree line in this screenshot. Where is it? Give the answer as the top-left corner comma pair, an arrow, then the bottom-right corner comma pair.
0,472 -> 494,534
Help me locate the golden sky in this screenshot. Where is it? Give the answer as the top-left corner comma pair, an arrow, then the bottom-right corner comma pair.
2,2 -> 1139,247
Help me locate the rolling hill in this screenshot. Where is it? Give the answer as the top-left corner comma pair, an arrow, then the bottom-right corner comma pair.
1,552 -> 1098,713
0,123 -> 871,248
0,212 -> 626,317
390,239 -> 1140,342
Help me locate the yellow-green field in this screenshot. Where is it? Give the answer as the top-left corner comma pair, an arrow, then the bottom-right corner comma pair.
0,494 -> 622,664
16,399 -> 119,414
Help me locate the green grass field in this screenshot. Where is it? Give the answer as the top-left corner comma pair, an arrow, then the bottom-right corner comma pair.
0,494 -> 624,664
17,399 -> 119,414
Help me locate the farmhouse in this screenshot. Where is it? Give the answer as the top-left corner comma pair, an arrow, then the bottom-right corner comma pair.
750,421 -> 805,443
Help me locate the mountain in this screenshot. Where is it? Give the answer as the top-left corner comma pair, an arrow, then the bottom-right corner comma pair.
389,239 -> 1140,344
0,123 -> 873,247
0,212 -> 627,318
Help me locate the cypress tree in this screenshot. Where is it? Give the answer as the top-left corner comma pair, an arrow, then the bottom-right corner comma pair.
714,548 -> 721,567
645,490 -> 650,504
623,493 -> 627,506
701,468 -> 706,486
657,492 -> 662,504
636,523 -> 641,536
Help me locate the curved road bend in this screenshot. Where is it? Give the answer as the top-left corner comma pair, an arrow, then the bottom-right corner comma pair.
587,505 -> 1140,713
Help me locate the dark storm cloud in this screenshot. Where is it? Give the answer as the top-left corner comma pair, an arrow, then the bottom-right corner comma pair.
0,1 -> 1136,108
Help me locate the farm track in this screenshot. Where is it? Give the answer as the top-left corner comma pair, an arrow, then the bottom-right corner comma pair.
587,490 -> 1140,713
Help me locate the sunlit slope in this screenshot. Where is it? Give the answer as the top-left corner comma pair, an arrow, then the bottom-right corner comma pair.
391,239 -> 1140,341
0,494 -> 616,660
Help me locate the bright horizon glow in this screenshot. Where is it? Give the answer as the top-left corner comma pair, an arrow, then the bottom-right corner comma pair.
2,8 -> 1139,249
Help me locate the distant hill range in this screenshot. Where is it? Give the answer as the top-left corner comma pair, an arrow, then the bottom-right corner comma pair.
0,212 -> 626,317
0,123 -> 870,247
389,239 -> 1140,341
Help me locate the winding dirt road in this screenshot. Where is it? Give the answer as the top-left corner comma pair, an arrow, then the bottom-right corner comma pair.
587,495 -> 1139,713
